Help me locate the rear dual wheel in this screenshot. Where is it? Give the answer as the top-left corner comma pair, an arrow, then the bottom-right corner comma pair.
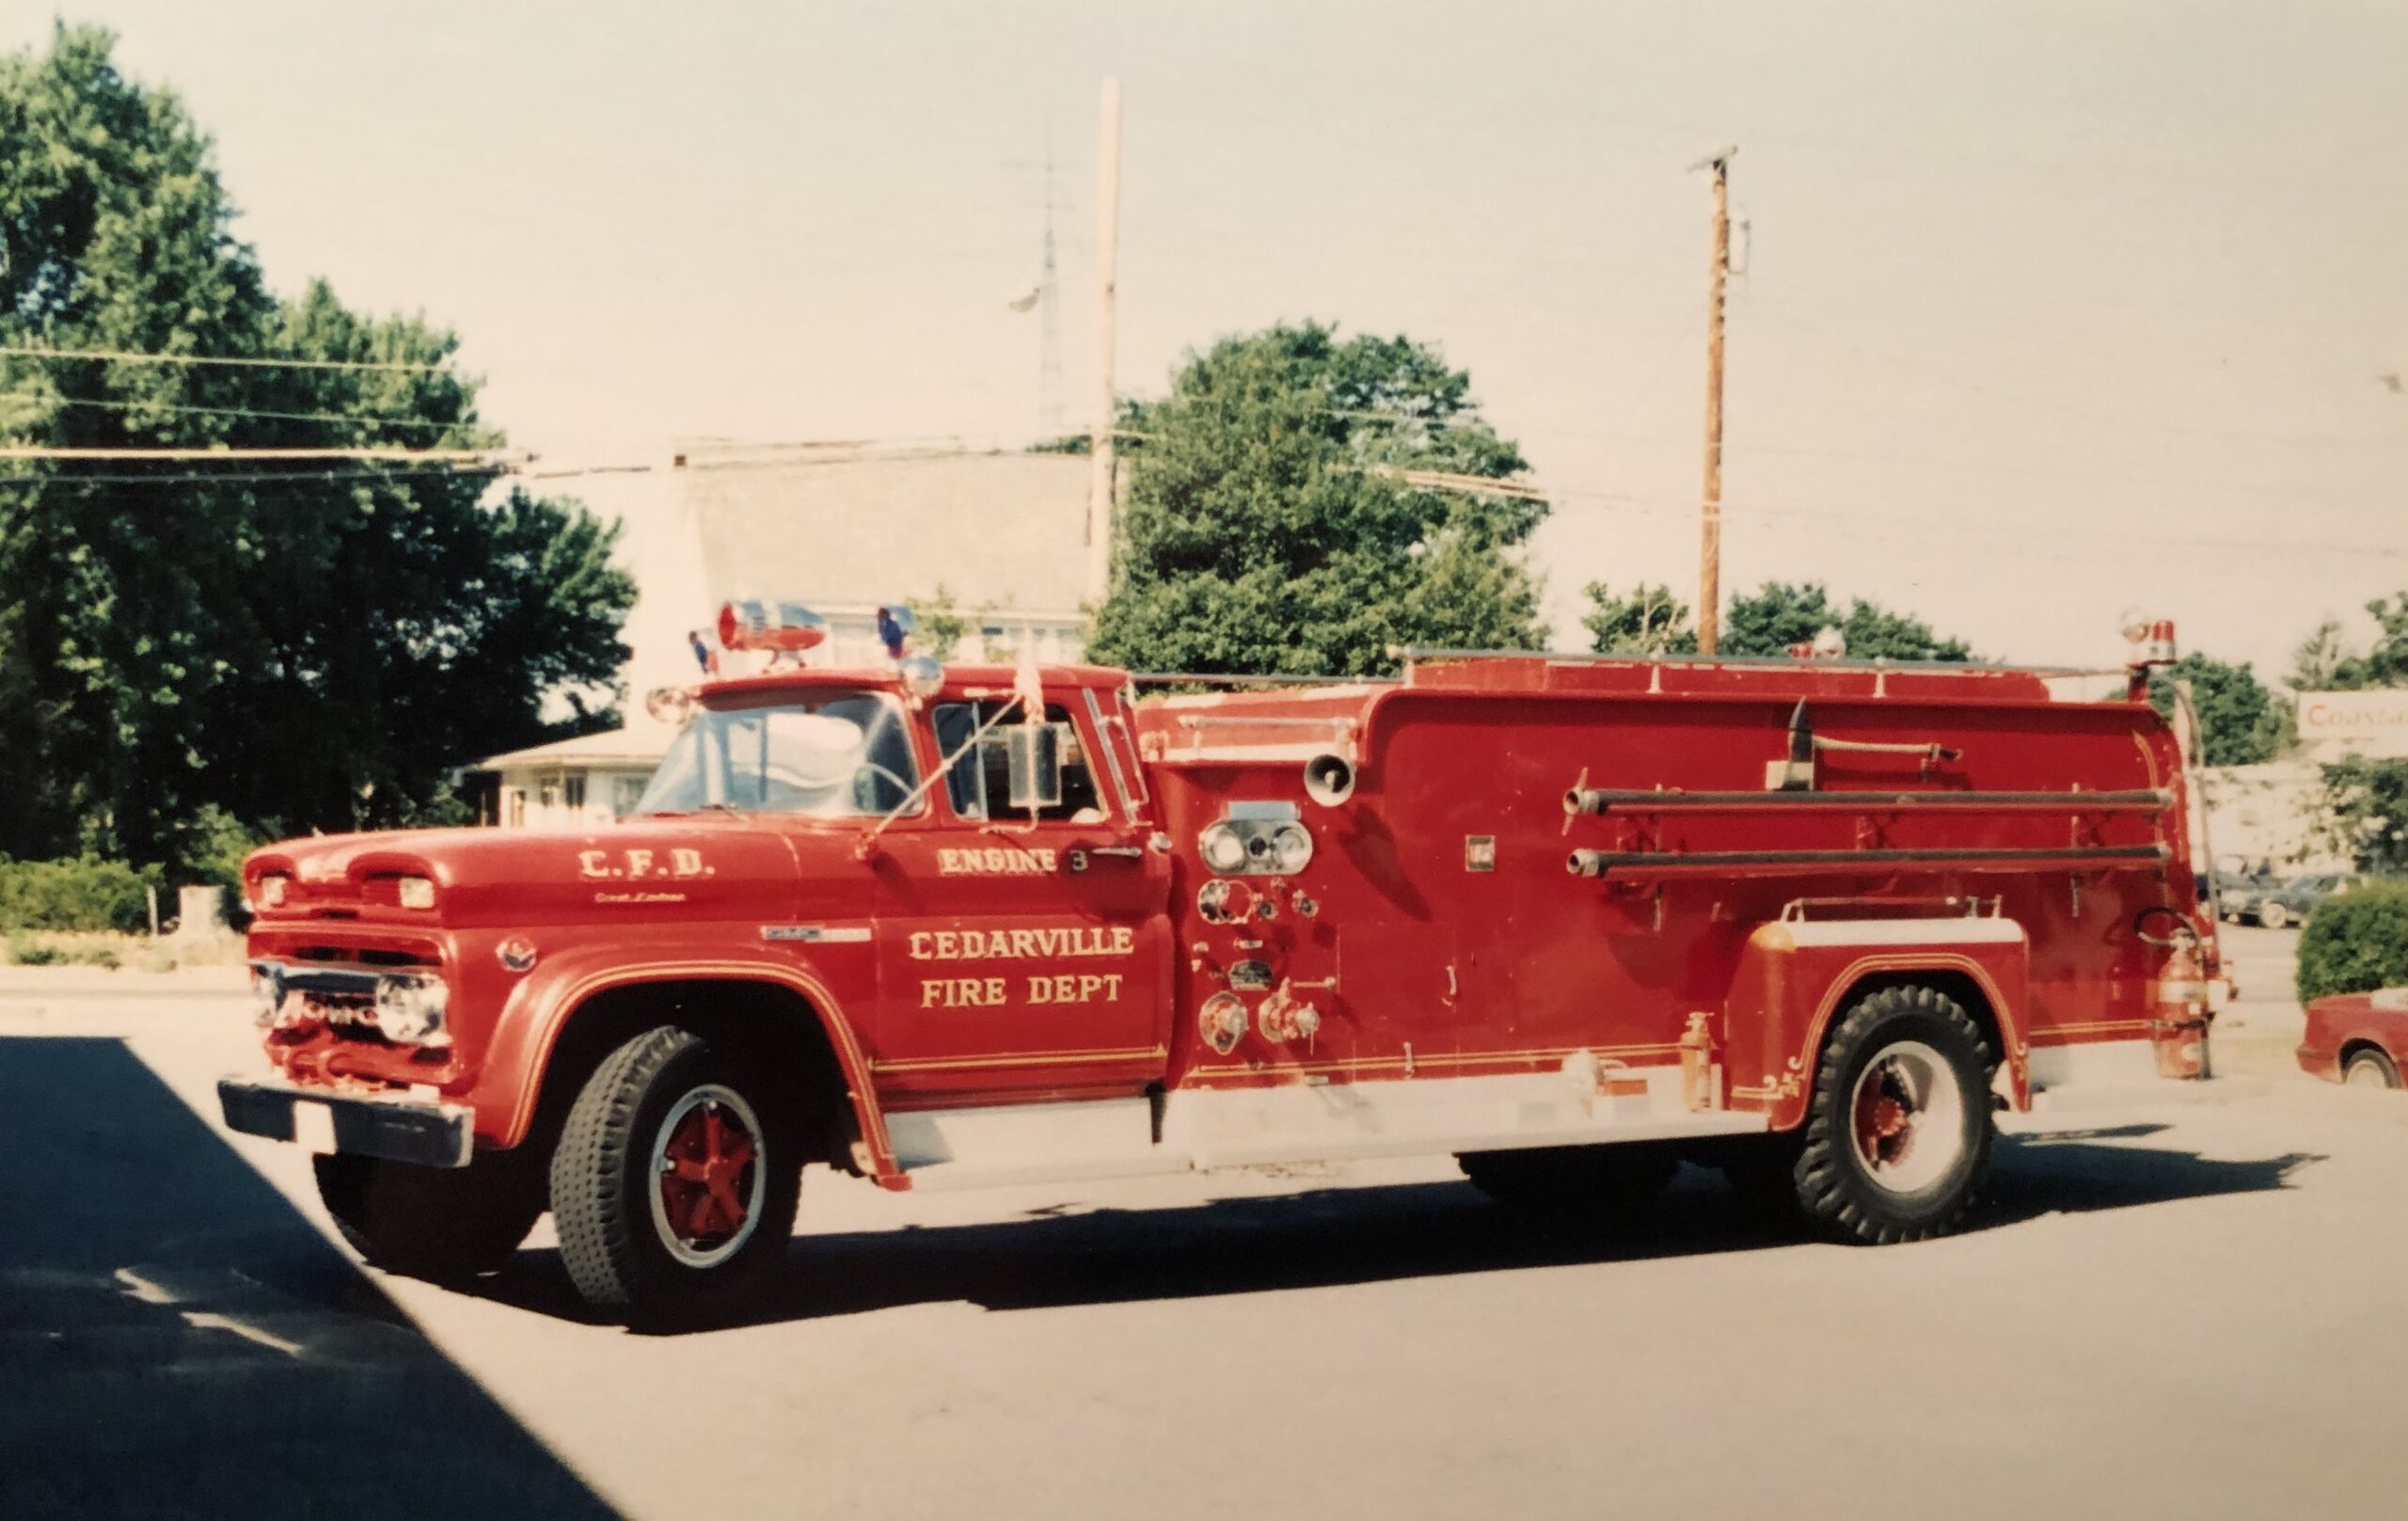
549,1026 -> 802,1329
1730,984 -> 1996,1244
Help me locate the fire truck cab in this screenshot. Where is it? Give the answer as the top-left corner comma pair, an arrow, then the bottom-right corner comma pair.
221,623 -> 2227,1327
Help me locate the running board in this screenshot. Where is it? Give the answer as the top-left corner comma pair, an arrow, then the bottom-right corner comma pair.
2006,1038 -> 2267,1128
891,1065 -> 1768,1192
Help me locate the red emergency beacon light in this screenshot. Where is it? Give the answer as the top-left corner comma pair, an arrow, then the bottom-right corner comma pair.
718,598 -> 827,655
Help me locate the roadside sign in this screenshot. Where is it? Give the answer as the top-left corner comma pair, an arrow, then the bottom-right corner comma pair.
2298,690 -> 2408,757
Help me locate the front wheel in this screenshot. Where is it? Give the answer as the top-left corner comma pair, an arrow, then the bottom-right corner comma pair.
549,1026 -> 802,1329
314,1152 -> 542,1282
2256,902 -> 2289,929
1792,984 -> 1995,1244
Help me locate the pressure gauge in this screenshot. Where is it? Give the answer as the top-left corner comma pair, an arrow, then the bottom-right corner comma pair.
1198,823 -> 1248,874
1268,823 -> 1313,875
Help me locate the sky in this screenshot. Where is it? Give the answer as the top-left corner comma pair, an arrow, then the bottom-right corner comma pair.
15,0 -> 2407,678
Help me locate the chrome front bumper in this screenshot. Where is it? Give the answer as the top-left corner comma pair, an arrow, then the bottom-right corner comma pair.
217,1077 -> 474,1168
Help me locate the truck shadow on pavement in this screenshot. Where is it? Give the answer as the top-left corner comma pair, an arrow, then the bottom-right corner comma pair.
0,1037 -> 624,1521
477,1129 -> 2321,1330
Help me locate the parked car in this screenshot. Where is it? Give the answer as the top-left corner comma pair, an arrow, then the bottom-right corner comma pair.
2253,873 -> 2359,929
2214,870 -> 2277,924
2298,989 -> 2407,1089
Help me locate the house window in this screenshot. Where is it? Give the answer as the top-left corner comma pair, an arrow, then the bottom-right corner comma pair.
564,774 -> 587,811
612,774 -> 648,817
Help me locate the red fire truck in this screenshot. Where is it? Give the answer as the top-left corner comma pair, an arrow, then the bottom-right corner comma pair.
220,611 -> 2226,1326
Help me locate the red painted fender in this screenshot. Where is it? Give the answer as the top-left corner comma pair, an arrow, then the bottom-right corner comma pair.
467,944 -> 902,1185
1720,921 -> 2032,1132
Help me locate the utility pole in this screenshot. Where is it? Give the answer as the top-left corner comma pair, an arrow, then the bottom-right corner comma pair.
1085,78 -> 1123,606
1038,129 -> 1063,436
1692,145 -> 1735,656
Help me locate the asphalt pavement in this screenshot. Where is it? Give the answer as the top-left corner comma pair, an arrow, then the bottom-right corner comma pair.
4,924 -> 2402,1520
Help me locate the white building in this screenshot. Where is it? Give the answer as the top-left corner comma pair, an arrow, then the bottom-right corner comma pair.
476,440 -> 1094,829
2198,761 -> 2349,877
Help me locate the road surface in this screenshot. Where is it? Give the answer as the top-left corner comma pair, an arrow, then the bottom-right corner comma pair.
3,926 -> 2400,1520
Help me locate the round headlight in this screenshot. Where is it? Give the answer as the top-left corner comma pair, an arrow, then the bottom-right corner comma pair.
373,972 -> 452,1048
1268,823 -> 1313,875
1198,823 -> 1247,874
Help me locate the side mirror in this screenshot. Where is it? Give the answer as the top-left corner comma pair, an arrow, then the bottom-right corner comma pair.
1005,724 -> 1064,810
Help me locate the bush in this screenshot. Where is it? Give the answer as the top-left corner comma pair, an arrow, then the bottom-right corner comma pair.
0,856 -> 160,933
5,936 -> 64,965
2296,879 -> 2408,1002
174,804 -> 263,901
5,932 -> 124,968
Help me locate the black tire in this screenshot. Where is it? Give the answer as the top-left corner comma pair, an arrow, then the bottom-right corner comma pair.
1457,1143 -> 1678,1214
1791,984 -> 1995,1245
549,1026 -> 802,1329
2342,1050 -> 2402,1090
313,1151 -> 542,1282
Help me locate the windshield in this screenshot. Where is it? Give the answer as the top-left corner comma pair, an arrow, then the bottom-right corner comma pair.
635,691 -> 921,819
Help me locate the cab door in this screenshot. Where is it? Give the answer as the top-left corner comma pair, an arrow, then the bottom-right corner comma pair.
866,689 -> 1172,1103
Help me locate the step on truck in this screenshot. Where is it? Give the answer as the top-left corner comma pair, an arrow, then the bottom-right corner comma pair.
220,606 -> 2231,1326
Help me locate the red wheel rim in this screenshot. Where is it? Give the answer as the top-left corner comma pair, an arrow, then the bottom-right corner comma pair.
1844,1039 -> 1966,1194
650,1085 -> 762,1264
1852,1060 -> 1916,1170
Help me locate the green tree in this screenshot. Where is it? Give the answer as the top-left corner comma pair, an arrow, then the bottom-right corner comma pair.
1087,323 -> 1546,676
2289,618 -> 2350,693
1723,581 -> 1976,661
1582,582 -> 1697,655
907,584 -> 973,660
2291,596 -> 2408,874
0,24 -> 632,870
2317,753 -> 2408,874
1575,578 -> 1975,662
2146,654 -> 2291,767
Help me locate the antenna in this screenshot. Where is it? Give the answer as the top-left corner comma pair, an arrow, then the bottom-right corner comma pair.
1038,124 -> 1064,436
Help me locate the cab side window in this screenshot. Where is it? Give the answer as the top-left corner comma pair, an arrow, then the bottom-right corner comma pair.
931,701 -> 1105,823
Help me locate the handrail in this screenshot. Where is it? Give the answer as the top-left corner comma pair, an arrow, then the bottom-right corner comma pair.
1565,786 -> 2172,816
1387,644 -> 2130,681
1131,672 -> 1399,687
1567,844 -> 2168,879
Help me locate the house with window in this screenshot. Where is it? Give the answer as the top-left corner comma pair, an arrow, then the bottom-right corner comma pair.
468,439 -> 1094,828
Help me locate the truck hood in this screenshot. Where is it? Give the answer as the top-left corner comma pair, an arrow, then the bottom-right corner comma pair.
246,817 -> 841,930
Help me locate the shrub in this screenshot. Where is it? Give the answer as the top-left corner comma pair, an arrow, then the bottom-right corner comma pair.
0,856 -> 160,933
174,804 -> 263,900
6,935 -> 65,965
2296,879 -> 2408,1002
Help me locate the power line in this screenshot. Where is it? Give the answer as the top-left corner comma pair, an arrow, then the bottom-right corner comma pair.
0,343 -> 458,374
0,446 -> 509,464
0,462 -> 505,488
19,392 -> 471,433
